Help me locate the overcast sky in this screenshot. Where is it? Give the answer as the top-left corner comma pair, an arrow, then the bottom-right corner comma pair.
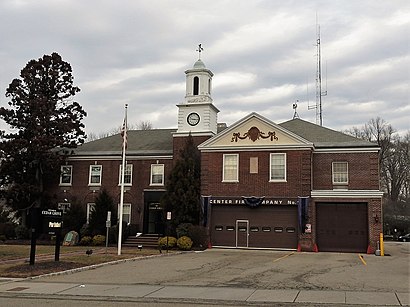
1,0 -> 408,137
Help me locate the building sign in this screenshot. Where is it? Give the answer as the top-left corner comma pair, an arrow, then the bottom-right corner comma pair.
41,209 -> 63,235
209,197 -> 297,206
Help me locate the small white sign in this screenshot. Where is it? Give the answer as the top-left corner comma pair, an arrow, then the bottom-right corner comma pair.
167,212 -> 172,220
305,223 -> 312,233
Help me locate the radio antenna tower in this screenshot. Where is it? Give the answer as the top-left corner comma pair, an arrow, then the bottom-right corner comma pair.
308,21 -> 327,126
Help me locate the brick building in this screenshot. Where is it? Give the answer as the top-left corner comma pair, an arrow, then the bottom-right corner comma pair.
48,58 -> 383,253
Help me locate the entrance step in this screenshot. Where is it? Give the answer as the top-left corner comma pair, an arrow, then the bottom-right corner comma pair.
123,234 -> 160,249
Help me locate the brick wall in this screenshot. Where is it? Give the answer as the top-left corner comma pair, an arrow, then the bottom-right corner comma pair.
46,157 -> 174,228
201,149 -> 312,197
313,152 -> 380,190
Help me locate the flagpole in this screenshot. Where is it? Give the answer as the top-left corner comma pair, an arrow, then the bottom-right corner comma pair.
118,104 -> 128,255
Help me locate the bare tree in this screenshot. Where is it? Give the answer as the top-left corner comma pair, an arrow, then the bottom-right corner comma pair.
137,120 -> 153,130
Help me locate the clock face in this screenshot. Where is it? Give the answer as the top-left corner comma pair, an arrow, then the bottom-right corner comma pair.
187,112 -> 200,126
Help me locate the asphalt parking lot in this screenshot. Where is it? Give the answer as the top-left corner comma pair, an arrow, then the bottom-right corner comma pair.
36,241 -> 409,293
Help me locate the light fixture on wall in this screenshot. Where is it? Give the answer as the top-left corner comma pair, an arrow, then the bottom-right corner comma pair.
373,213 -> 379,223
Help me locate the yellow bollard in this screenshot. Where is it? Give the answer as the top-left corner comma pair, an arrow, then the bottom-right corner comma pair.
380,233 -> 384,256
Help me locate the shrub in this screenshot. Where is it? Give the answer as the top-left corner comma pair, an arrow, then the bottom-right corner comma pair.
0,222 -> 16,239
158,236 -> 177,249
80,223 -> 91,238
15,225 -> 29,239
177,236 -> 193,251
79,236 -> 92,246
92,235 -> 106,246
176,223 -> 193,238
187,225 -> 208,249
0,234 -> 6,242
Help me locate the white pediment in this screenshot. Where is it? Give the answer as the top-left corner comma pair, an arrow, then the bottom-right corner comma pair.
198,113 -> 313,150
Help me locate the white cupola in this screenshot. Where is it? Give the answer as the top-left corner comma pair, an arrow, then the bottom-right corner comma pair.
184,59 -> 213,103
175,52 -> 219,136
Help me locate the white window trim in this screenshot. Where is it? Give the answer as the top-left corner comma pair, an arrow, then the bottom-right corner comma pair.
269,153 -> 287,182
118,203 -> 132,225
223,154 -> 239,182
118,164 -> 133,186
59,165 -> 73,186
89,165 -> 102,186
57,202 -> 71,213
150,164 -> 164,186
332,161 -> 349,184
86,203 -> 95,224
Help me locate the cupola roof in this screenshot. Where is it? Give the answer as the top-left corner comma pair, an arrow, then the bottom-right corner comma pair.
193,59 -> 206,69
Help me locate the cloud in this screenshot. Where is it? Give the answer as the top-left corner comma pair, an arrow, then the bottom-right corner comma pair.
0,0 -> 408,137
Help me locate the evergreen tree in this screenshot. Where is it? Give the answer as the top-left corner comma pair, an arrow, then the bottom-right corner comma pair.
62,200 -> 87,235
0,52 -> 86,219
162,135 -> 201,231
89,189 -> 117,235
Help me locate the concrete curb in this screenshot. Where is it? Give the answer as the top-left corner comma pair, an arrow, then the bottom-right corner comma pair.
26,251 -> 183,281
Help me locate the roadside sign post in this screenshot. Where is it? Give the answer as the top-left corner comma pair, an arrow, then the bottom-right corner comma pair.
41,209 -> 63,262
166,212 -> 171,253
29,207 -> 40,265
106,211 -> 111,254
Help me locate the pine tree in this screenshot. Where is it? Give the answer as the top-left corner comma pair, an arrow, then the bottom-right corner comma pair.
162,135 -> 201,231
0,52 -> 86,218
88,189 -> 117,235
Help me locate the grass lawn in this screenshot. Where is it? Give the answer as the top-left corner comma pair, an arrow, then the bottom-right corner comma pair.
0,244 -> 164,278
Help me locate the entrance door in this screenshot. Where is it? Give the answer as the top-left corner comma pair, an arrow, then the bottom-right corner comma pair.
236,220 -> 249,248
147,203 -> 164,234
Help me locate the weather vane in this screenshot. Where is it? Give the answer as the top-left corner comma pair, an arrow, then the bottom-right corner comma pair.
293,100 -> 300,119
196,44 -> 204,59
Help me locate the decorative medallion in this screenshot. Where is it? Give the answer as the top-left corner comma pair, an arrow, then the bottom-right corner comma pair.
231,126 -> 279,142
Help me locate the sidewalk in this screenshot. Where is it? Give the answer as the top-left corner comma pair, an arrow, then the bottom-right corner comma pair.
0,278 -> 408,306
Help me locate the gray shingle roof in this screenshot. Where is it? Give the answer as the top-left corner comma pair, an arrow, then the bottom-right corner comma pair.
73,129 -> 176,156
71,118 -> 377,157
279,118 -> 377,148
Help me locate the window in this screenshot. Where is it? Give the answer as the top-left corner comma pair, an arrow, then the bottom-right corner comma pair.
270,153 -> 286,181
58,202 -> 71,213
150,164 -> 164,185
119,164 -> 133,186
274,227 -> 283,233
332,162 -> 348,184
286,227 -> 296,233
223,154 -> 238,182
215,225 -> 223,231
118,203 -> 131,225
86,203 -> 95,224
60,165 -> 72,185
89,165 -> 102,185
193,76 -> 199,95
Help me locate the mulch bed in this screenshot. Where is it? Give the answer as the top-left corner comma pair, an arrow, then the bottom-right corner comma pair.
2,260 -> 83,278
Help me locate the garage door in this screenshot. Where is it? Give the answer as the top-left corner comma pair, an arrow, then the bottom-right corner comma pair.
316,202 -> 368,253
211,205 -> 298,249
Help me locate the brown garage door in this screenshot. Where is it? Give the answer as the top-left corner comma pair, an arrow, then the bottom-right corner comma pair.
211,205 -> 298,249
316,202 -> 368,253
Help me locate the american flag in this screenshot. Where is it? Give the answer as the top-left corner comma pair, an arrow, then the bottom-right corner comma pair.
121,106 -> 128,150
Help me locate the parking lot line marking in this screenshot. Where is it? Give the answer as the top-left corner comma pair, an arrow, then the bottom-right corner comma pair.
358,254 -> 367,265
273,252 -> 294,263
